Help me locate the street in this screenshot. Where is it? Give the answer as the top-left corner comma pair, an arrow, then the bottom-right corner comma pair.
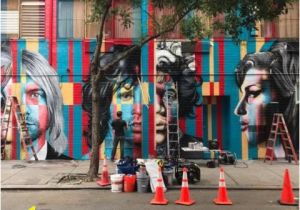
2,189 -> 298,210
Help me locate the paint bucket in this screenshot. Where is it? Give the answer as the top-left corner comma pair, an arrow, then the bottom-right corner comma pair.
111,174 -> 124,193
124,174 -> 136,192
163,168 -> 174,186
136,172 -> 149,193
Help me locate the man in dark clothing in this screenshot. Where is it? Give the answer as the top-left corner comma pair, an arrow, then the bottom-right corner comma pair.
111,111 -> 127,161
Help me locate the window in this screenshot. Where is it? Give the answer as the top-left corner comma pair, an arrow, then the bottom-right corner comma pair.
20,0 -> 45,38
1,0 -> 19,38
258,2 -> 299,38
57,0 -> 85,38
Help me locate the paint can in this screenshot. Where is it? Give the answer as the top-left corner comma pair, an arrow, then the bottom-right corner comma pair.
136,172 -> 149,193
111,174 -> 124,193
124,174 -> 136,192
163,167 -> 174,186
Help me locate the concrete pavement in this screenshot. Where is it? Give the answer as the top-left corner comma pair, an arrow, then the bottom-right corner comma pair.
1,159 -> 299,190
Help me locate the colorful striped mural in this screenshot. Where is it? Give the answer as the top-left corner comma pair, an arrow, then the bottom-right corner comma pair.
1,0 -> 298,161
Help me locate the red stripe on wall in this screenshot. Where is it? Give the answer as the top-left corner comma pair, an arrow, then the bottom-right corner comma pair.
73,83 -> 82,105
148,104 -> 155,157
218,39 -> 225,95
195,106 -> 203,138
68,40 -> 74,82
195,40 -> 203,138
148,1 -> 154,83
11,40 -> 17,82
12,114 -> 17,159
210,82 -> 214,96
195,40 -> 202,77
82,40 -> 90,81
52,0 -> 57,69
179,118 -> 186,134
216,97 -> 223,149
68,106 -> 73,157
82,112 -> 89,156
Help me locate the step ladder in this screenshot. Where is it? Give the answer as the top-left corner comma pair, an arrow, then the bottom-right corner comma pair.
1,96 -> 38,161
264,113 -> 298,165
166,83 -> 180,159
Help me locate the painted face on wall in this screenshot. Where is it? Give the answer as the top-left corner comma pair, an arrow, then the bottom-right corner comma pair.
113,82 -> 142,144
234,67 -> 277,144
155,72 -> 178,145
21,76 -> 49,141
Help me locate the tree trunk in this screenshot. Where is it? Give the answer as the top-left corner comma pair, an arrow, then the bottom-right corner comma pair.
87,75 -> 102,180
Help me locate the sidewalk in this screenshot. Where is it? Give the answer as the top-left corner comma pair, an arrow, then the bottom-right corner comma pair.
1,159 -> 299,190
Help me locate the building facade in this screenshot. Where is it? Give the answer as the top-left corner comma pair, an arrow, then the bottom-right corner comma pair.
1,0 -> 299,160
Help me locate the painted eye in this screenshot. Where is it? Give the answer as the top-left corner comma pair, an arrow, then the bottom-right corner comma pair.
121,91 -> 133,101
247,90 -> 261,102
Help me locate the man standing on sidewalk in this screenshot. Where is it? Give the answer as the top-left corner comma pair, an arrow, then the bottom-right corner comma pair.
111,111 -> 127,161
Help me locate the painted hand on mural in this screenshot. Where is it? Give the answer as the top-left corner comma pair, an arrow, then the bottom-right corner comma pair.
1,47 -> 70,160
234,41 -> 299,156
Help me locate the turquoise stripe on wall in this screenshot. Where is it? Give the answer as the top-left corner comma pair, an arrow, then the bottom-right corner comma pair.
202,105 -> 208,146
186,113 -> 195,136
73,105 -> 82,159
38,41 -> 49,60
202,38 -> 210,81
211,104 -> 217,139
57,41 -> 69,82
62,105 -> 69,156
224,41 -> 242,158
17,40 -> 26,80
214,42 -> 219,81
73,41 -> 82,82
141,0 -> 149,157
247,40 -> 258,159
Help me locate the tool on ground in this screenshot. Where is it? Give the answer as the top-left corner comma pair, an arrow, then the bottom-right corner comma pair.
218,151 -> 236,165
97,156 -> 111,186
213,167 -> 232,205
1,96 -> 38,161
150,166 -> 168,205
278,168 -> 298,206
175,167 -> 195,205
264,113 -> 298,165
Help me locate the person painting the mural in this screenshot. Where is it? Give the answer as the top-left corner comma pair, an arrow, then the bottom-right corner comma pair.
155,41 -> 202,157
82,45 -> 142,159
110,111 -> 127,161
1,48 -> 70,160
234,41 -> 299,157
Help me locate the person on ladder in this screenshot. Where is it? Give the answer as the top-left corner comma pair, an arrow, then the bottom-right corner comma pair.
1,48 -> 71,160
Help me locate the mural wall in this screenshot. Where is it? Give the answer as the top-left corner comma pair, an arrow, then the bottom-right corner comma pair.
1,39 -> 298,160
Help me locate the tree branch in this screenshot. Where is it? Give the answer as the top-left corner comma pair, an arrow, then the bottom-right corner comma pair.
90,0 -> 112,76
94,6 -> 193,84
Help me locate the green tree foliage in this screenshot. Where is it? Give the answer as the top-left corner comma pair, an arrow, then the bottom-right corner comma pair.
86,0 -> 296,179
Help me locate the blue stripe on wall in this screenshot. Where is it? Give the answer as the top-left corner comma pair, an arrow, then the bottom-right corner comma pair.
214,42 -> 219,81
224,41 -> 242,158
247,40 -> 258,159
38,41 -> 49,60
57,41 -> 69,82
212,103 -> 217,139
63,105 -> 69,156
73,41 -> 82,82
17,40 -> 26,81
73,105 -> 82,159
202,105 -> 208,146
186,108 -> 195,136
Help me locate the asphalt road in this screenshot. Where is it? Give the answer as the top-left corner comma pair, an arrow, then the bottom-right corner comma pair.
2,189 -> 299,210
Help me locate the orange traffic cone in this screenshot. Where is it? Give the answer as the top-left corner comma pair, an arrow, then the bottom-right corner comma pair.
175,167 -> 195,205
97,156 -> 110,186
150,167 -> 168,205
278,169 -> 297,206
213,167 -> 232,205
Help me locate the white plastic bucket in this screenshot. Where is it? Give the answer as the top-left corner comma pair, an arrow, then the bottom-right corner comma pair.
111,174 -> 124,192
